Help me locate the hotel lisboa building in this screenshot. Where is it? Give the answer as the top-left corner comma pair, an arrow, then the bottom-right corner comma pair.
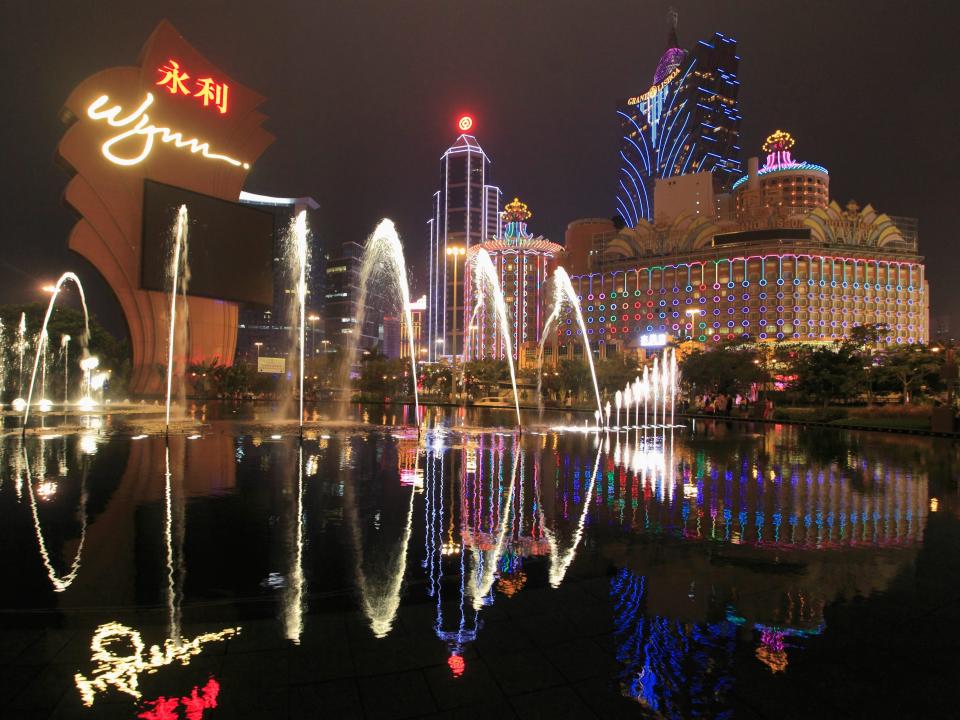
561,131 -> 928,356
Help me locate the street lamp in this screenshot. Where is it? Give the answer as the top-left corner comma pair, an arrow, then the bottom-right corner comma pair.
254,342 -> 263,364
685,308 -> 703,339
446,246 -> 467,400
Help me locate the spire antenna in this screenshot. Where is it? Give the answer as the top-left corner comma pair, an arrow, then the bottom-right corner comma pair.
667,6 -> 679,48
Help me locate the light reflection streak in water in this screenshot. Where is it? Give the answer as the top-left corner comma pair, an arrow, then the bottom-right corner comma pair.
545,444 -> 603,588
282,443 -> 306,643
0,423 -> 935,703
74,436 -> 240,706
74,622 -> 239,707
361,484 -> 416,637
466,440 -> 520,610
345,433 -> 421,638
24,438 -> 88,592
164,443 -> 184,647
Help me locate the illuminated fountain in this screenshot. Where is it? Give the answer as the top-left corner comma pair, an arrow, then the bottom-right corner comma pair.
23,273 -> 90,428
614,348 -> 678,432
338,219 -> 420,423
538,266 -> 603,422
12,312 -> 28,413
37,329 -> 51,415
465,248 -> 521,428
164,205 -> 189,434
60,334 -> 71,412
290,211 -> 308,432
652,356 -> 660,429
78,356 -> 99,411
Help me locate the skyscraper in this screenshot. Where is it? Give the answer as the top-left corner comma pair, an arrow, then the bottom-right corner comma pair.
235,192 -> 321,363
427,119 -> 501,361
615,11 -> 742,226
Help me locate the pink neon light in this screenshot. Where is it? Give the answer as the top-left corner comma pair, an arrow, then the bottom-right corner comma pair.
763,149 -> 797,170
570,254 -> 920,282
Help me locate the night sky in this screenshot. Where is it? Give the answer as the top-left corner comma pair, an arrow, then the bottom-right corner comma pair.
2,1 -> 959,337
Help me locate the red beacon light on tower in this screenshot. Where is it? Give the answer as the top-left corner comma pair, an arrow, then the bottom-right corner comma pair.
457,115 -> 473,132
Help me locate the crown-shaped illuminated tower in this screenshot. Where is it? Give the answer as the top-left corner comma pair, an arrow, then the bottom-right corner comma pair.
502,197 -> 533,240
762,129 -> 797,170
732,130 -> 830,213
466,197 -> 563,363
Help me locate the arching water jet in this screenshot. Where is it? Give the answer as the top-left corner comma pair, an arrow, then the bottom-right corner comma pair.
537,267 -> 603,420
338,219 -> 420,423
292,212 -> 308,432
466,248 -> 521,428
23,273 -> 90,427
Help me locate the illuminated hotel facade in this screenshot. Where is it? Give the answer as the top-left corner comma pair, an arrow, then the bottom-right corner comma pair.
616,11 -> 742,226
465,199 -> 563,363
563,132 -> 928,353
427,119 -> 502,362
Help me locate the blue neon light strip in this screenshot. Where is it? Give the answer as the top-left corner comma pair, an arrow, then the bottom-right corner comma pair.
731,162 -> 830,190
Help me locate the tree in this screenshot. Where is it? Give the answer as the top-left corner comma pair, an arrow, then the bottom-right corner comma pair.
463,359 -> 508,398
846,323 -> 889,351
187,359 -> 220,400
213,363 -> 253,399
594,356 -> 637,396
680,342 -> 767,397
875,345 -> 942,403
557,359 -> 591,402
355,353 -> 409,400
420,364 -> 452,396
791,344 -> 866,406
0,302 -> 130,400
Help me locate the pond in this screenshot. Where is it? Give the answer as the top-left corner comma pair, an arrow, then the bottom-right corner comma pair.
1,405 -> 957,719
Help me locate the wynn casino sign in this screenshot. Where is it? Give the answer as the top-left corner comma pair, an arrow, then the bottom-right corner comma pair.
57,20 -> 274,395
86,58 -> 251,169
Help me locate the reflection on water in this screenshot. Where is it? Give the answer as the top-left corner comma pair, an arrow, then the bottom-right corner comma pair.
74,622 -> 237,706
0,411 -> 953,715
612,567 -> 737,719
24,437 -> 89,592
138,678 -> 220,720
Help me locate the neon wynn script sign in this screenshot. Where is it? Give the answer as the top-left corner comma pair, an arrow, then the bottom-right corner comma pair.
86,93 -> 250,169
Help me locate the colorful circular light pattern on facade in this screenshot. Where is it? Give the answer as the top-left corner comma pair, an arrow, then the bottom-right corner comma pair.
566,253 -> 925,346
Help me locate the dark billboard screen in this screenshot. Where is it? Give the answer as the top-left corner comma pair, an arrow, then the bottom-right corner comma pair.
141,180 -> 274,306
